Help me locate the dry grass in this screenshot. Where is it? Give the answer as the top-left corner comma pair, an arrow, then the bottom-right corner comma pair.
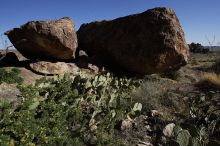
132,76 -> 189,121
197,72 -> 220,89
188,52 -> 220,70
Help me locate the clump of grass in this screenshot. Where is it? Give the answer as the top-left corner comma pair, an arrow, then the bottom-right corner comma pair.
210,60 -> 220,74
189,57 -> 199,65
0,68 -> 23,84
197,72 -> 220,90
132,76 -> 187,121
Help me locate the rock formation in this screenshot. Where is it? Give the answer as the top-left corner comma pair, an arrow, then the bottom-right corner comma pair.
3,7 -> 189,75
29,61 -> 79,75
5,17 -> 77,60
77,7 -> 189,74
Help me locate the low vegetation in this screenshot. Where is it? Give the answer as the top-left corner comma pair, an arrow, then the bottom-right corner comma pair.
210,59 -> 220,74
0,68 -> 23,84
0,73 -> 142,146
167,90 -> 220,146
0,53 -> 220,146
161,70 -> 182,81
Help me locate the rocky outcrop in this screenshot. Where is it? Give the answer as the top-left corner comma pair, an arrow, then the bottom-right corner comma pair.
5,17 -> 77,60
29,61 -> 80,75
77,7 -> 189,74
29,60 -> 100,75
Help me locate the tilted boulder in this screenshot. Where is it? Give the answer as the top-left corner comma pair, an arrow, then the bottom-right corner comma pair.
5,17 -> 77,60
77,7 -> 189,74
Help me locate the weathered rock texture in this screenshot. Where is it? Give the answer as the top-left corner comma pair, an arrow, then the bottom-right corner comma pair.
77,7 -> 189,74
29,61 -> 99,75
5,17 -> 77,60
29,61 -> 79,75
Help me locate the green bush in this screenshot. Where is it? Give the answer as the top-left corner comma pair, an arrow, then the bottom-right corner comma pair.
167,91 -> 220,146
0,68 -> 23,84
168,125 -> 220,146
0,73 -> 141,146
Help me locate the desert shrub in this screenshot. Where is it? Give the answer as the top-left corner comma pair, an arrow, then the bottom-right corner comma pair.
132,76 -> 166,110
168,125 -> 220,146
131,76 -> 188,121
166,91 -> 220,146
189,42 -> 209,54
189,58 -> 199,65
0,73 -> 141,146
0,68 -> 23,84
197,72 -> 220,90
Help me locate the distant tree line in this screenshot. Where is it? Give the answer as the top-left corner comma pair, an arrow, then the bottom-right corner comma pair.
188,42 -> 209,53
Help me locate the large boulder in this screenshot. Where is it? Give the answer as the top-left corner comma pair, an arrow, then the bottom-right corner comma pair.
77,7 -> 189,74
5,17 -> 77,60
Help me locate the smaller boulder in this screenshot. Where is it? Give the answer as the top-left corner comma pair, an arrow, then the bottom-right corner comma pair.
29,61 -> 80,75
76,50 -> 89,68
163,123 -> 175,137
0,52 -> 19,65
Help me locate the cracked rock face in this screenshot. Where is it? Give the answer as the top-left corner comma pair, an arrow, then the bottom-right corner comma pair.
77,7 -> 189,74
5,17 -> 77,60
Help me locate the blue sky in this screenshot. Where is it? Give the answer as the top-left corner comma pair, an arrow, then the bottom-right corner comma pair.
0,0 -> 220,48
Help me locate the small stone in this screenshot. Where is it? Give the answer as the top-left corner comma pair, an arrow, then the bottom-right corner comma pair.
138,141 -> 153,146
163,123 -> 175,137
78,50 -> 88,57
143,135 -> 152,142
121,119 -> 133,131
209,91 -> 215,94
88,64 -> 99,73
183,96 -> 189,101
145,125 -> 152,132
90,125 -> 97,132
200,96 -> 206,101
151,110 -> 162,117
